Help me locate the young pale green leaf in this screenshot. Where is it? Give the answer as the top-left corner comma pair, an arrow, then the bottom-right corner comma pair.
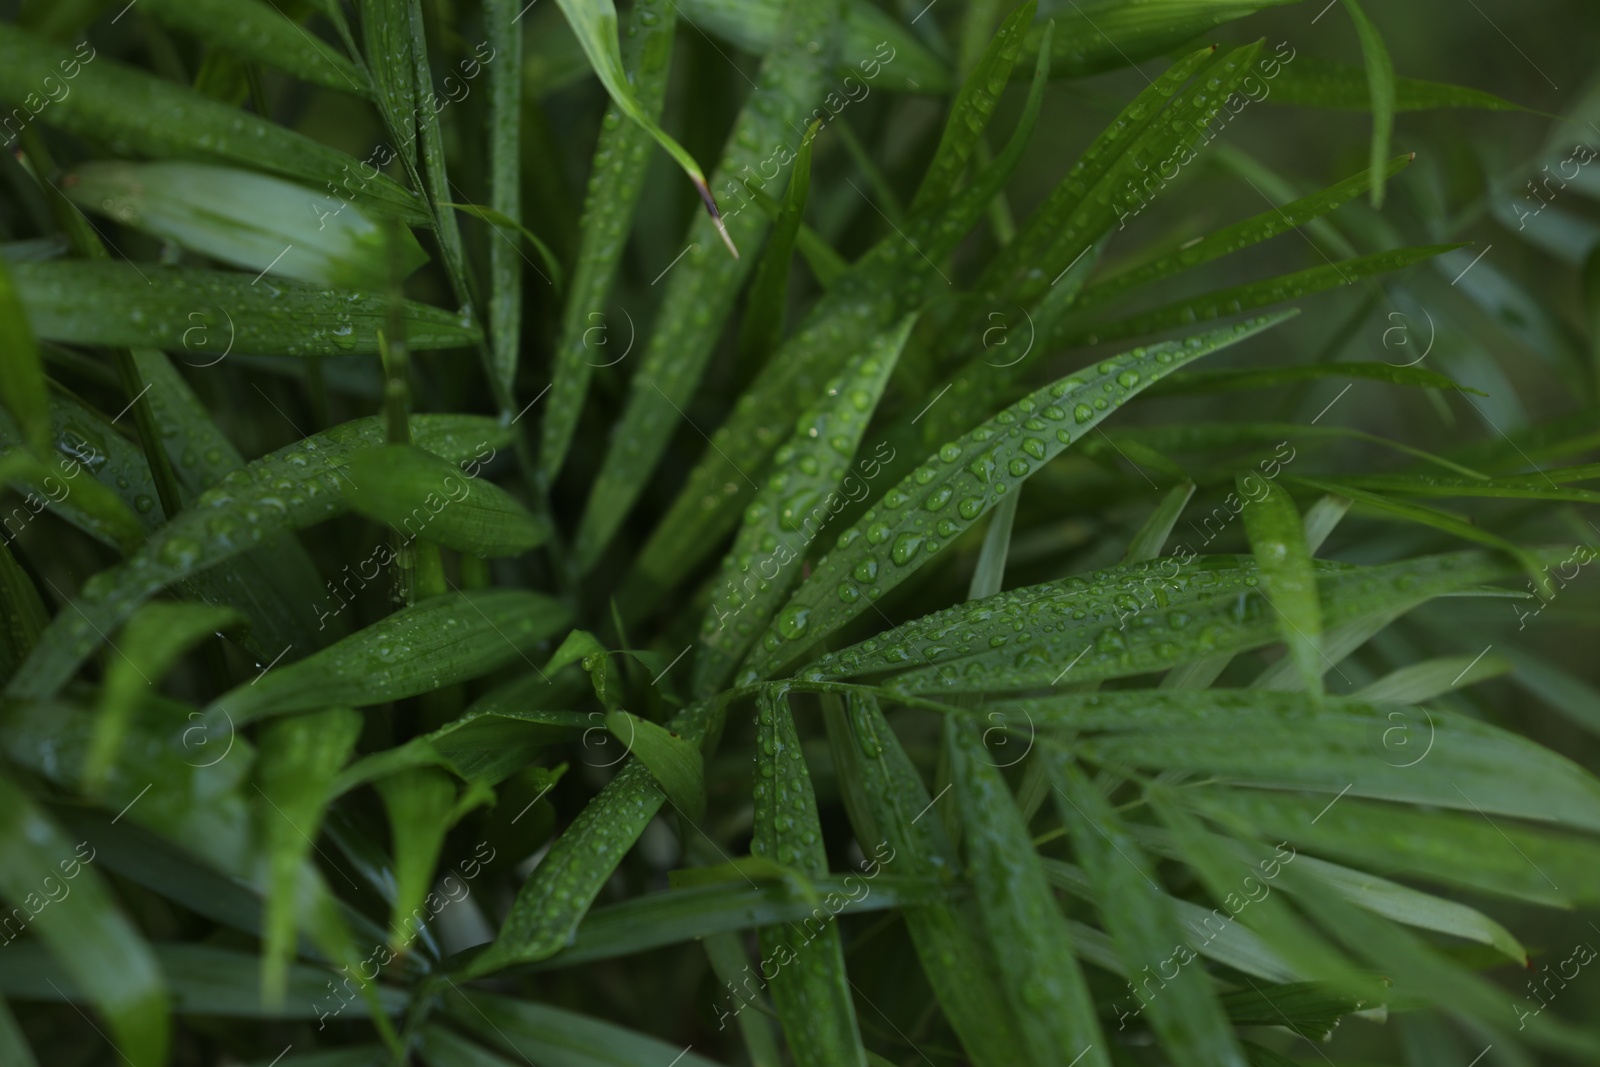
553,0 -> 724,240
1290,853 -> 1525,964
0,24 -> 425,222
1266,55 -> 1524,112
541,0 -> 676,483
65,162 -> 428,289
376,767 -> 483,952
943,716 -> 1109,1066
750,689 -> 865,1067
12,261 -> 474,356
702,933 -> 784,1067
745,313 -> 1293,681
343,443 -> 548,557
88,602 -> 243,791
1353,653 -> 1512,703
816,550 -> 1525,693
738,119 -> 821,365
1237,473 -> 1323,699
140,0 -> 370,94
1340,1 -> 1396,207
910,1 -> 1036,214
443,986 -> 725,1067
208,589 -> 569,726
6,414 -> 508,701
254,707 -> 362,1004
574,0 -> 845,567
695,316 -> 912,696
1047,752 -> 1248,1067
1075,156 -> 1415,314
0,773 -> 167,1065
465,700 -> 724,975
824,693 -> 1030,1067
0,256 -> 47,455
606,710 -> 706,823
1063,245 -> 1459,347
968,487 -> 1020,599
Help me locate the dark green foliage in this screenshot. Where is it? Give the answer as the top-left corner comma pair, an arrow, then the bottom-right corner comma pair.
0,1 -> 1596,1065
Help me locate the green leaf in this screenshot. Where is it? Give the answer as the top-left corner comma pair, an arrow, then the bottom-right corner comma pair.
465,700 -> 724,975
676,0 -> 949,93
89,601 -> 243,790
824,693 -> 1030,1067
910,1 -> 1036,214
751,688 -> 866,1067
553,0 -> 724,241
1145,359 -> 1473,397
0,256 -> 48,456
140,0 -> 370,94
943,715 -> 1108,1066
358,0 -> 419,171
1047,752 -> 1247,1067
815,550 -> 1526,693
738,119 -> 821,365
619,21 -> 1056,611
0,999 -> 38,1067
1064,245 -> 1460,347
0,773 -> 167,1065
484,0 -> 528,402
254,707 -> 362,1004
443,986 -> 726,1067
1237,473 -> 1323,699
0,23 -> 425,222
533,871 -> 932,971
605,710 -> 706,823
695,315 -> 913,696
574,0 -> 845,567
0,539 -> 46,687
1075,156 -> 1415,315
65,162 -> 428,289
1021,2 -> 1299,79
1195,788 -> 1600,908
1353,653 -> 1512,703
1124,481 -> 1195,563
344,443 -> 549,557
1266,55 -> 1524,113
207,589 -> 569,726
541,0 -> 676,483
745,313 -> 1294,681
1340,1 -> 1396,207
11,261 -> 475,356
376,767 -> 485,952
985,688 -> 1600,832
7,415 -> 506,700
